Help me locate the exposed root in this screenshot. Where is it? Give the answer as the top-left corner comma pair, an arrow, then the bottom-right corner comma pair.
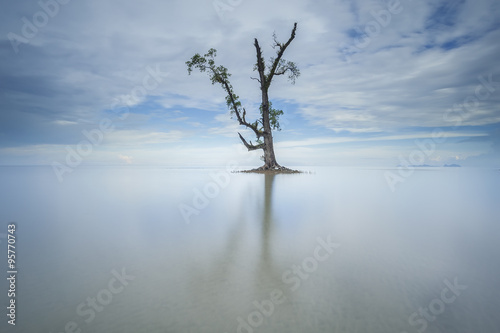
238,164 -> 303,174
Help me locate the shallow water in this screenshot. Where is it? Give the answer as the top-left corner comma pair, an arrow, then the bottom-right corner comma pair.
0,166 -> 499,333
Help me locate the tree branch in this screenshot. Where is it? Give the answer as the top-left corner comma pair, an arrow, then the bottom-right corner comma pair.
219,78 -> 263,139
187,48 -> 269,150
238,133 -> 265,151
274,68 -> 287,75
266,22 -> 298,88
272,32 -> 281,49
254,38 -> 267,88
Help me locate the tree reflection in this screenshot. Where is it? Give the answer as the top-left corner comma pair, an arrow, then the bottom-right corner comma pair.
258,174 -> 277,279
185,173 -> 292,331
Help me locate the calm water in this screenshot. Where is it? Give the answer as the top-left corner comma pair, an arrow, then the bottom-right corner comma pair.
0,166 -> 499,333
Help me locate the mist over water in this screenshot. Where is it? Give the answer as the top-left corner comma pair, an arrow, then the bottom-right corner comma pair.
0,166 -> 499,332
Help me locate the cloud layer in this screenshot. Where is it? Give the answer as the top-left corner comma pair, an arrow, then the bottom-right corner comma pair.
1,0 -> 499,167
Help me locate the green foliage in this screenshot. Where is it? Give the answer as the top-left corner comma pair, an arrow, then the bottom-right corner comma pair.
186,48 -> 231,85
186,48 -> 241,116
186,48 -> 216,71
267,57 -> 300,84
225,93 -> 241,116
260,102 -> 284,131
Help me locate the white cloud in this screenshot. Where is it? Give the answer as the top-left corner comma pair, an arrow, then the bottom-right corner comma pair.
277,131 -> 488,149
118,154 -> 134,164
53,120 -> 78,126
105,130 -> 186,145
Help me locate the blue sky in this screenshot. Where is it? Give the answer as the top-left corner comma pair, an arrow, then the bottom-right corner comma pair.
1,0 -> 499,168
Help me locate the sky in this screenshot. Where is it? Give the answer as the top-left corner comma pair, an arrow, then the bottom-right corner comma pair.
1,0 -> 499,168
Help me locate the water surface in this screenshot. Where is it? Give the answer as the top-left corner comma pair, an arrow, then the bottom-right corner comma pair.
0,166 -> 499,332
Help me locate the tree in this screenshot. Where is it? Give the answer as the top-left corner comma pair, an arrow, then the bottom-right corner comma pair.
186,22 -> 300,171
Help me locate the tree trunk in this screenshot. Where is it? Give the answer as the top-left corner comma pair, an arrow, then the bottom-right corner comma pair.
263,131 -> 278,168
261,89 -> 280,169
249,23 -> 298,171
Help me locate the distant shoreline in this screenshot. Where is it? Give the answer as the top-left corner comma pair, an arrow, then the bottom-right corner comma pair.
396,164 -> 462,168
